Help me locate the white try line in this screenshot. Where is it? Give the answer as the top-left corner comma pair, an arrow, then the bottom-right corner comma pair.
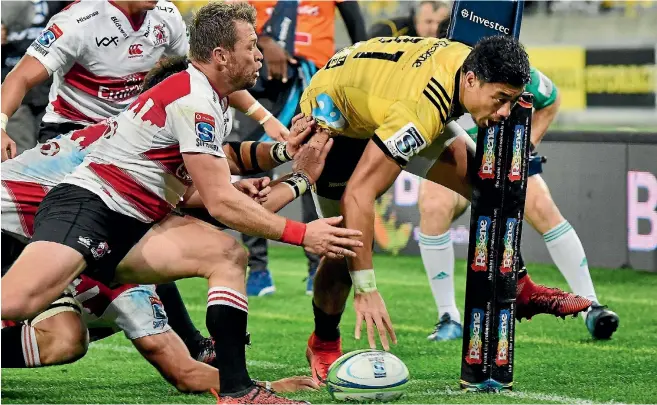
88,343 -> 624,405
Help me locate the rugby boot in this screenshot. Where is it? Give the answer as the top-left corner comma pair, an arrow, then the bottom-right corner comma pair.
194,337 -> 216,365
516,274 -> 592,321
306,332 -> 342,385
586,304 -> 619,340
427,313 -> 463,342
211,385 -> 309,404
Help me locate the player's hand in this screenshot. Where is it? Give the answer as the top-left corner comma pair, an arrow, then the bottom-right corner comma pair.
285,114 -> 316,157
269,376 -> 320,393
303,216 -> 363,259
2,129 -> 17,162
233,177 -> 271,204
292,129 -> 332,184
262,116 -> 289,142
259,35 -> 297,83
354,290 -> 397,351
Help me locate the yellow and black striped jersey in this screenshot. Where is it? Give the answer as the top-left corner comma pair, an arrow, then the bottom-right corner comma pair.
299,37 -> 471,165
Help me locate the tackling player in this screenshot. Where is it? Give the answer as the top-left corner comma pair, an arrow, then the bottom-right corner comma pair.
418,18 -> 618,342
294,35 -> 594,383
2,3 -> 360,403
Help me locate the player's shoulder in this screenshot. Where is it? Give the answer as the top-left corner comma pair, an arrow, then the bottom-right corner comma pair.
152,1 -> 185,25
163,67 -> 225,115
51,0 -> 103,28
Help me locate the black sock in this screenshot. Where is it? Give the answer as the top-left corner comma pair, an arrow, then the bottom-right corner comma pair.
206,290 -> 252,395
313,300 -> 342,341
518,254 -> 527,280
2,325 -> 27,368
156,282 -> 204,357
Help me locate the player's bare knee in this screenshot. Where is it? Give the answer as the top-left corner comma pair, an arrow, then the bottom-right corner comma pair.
35,313 -> 88,365
527,189 -> 563,229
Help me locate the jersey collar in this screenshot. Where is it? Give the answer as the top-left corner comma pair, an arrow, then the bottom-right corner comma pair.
449,69 -> 465,119
108,1 -> 148,32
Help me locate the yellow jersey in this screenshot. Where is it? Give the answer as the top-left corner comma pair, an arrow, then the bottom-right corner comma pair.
300,37 -> 471,166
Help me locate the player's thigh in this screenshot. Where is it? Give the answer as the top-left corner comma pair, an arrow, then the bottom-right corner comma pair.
116,214 -> 246,284
423,136 -> 475,199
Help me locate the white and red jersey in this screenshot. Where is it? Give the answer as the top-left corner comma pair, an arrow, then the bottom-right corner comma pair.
1,121 -> 111,238
26,0 -> 188,126
64,64 -> 230,223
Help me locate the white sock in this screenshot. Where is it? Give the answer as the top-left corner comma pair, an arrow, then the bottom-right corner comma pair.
21,324 -> 41,367
544,220 -> 598,306
419,231 -> 461,323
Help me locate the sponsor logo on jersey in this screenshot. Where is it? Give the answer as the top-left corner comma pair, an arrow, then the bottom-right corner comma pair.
95,36 -> 119,47
149,296 -> 168,329
39,141 -> 61,157
378,36 -> 422,44
471,216 -> 491,272
195,113 -> 219,151
413,41 -> 447,68
37,24 -> 63,48
500,218 -> 517,274
111,16 -> 129,39
312,93 -> 346,130
128,43 -> 144,57
153,24 -> 167,46
76,11 -> 99,24
508,125 -> 524,182
495,310 -> 510,366
466,308 -> 484,365
479,126 -> 497,179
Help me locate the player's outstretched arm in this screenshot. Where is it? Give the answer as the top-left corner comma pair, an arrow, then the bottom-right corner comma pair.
183,152 -> 363,259
341,140 -> 402,351
222,114 -> 315,175
228,90 -> 288,141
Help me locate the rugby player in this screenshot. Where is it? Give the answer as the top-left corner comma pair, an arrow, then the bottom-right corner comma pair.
418,18 -> 619,342
0,0 -> 288,159
2,3 -> 359,403
294,35 -> 594,383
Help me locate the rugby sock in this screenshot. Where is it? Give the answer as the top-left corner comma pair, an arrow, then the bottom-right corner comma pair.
419,231 -> 460,322
206,287 -> 252,394
155,282 -> 204,357
313,300 -> 342,341
544,221 -> 598,304
1,324 -> 40,367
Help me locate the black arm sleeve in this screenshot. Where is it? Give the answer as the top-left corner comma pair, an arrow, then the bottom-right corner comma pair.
336,1 -> 368,44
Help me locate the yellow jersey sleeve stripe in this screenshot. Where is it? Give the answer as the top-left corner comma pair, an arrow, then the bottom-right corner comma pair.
430,77 -> 452,105
422,89 -> 447,123
424,78 -> 452,124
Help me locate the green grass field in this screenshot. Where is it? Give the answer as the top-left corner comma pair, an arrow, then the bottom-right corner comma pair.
3,246 -> 657,404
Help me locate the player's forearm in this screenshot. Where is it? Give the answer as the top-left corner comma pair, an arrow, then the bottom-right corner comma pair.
261,182 -> 296,213
342,191 -> 375,271
531,93 -> 561,146
228,91 -> 272,125
208,185 -> 287,241
223,142 -> 290,175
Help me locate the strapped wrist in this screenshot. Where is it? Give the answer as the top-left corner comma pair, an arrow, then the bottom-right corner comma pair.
280,219 -> 306,246
245,101 -> 261,117
350,269 -> 377,293
270,142 -> 292,164
282,172 -> 311,198
1,113 -> 8,132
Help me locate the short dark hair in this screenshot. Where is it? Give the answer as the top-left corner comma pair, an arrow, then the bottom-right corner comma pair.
188,2 -> 257,63
462,36 -> 531,87
437,16 -> 451,39
141,56 -> 189,92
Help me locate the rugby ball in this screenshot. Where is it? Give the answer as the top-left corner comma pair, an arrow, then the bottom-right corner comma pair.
327,349 -> 410,402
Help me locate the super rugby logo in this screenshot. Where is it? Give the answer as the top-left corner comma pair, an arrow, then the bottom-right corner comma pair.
495,310 -> 510,366
471,216 -> 491,272
195,113 -> 220,152
509,125 -> 525,182
368,355 -> 388,378
466,309 -> 484,365
500,218 -> 517,274
37,24 -> 63,48
478,127 -> 497,179
149,296 -> 168,329
391,124 -> 426,157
